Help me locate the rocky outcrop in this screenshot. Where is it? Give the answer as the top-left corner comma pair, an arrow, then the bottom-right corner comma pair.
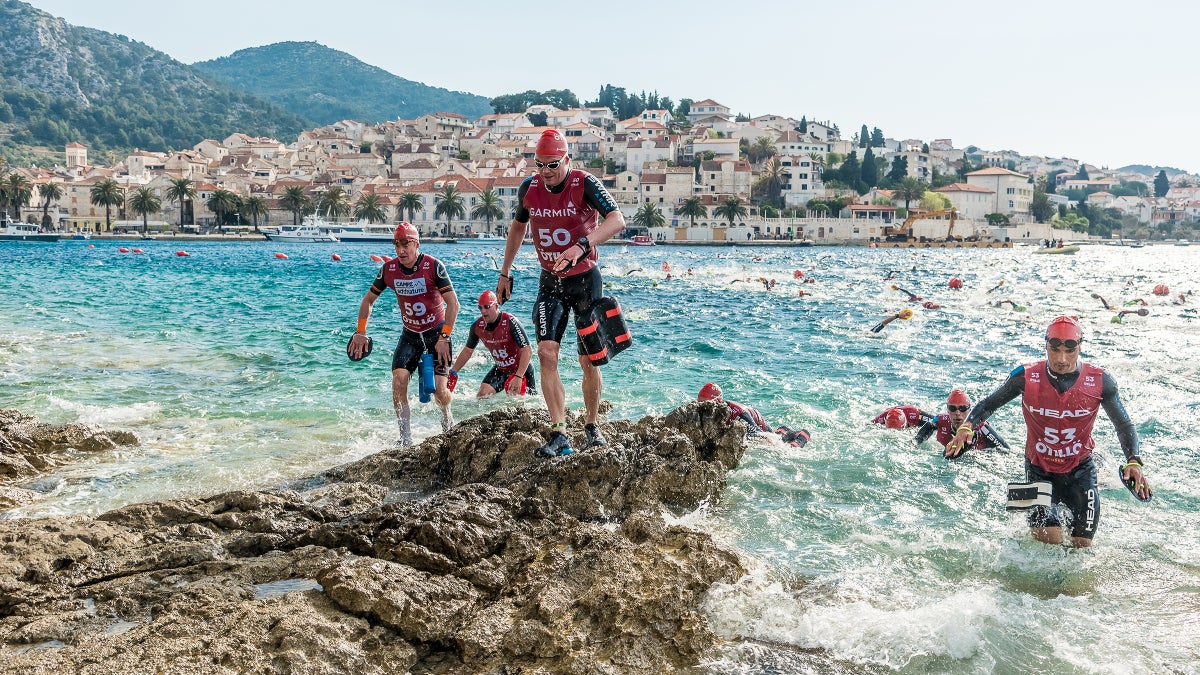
0,409 -> 139,510
0,402 -> 750,673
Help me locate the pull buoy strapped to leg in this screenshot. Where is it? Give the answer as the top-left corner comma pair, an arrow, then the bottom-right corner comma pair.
1006,480 -> 1052,511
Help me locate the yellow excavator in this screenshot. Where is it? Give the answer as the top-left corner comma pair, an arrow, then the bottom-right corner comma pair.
883,208 -> 958,242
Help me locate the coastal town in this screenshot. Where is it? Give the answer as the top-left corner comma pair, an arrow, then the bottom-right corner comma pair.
2,99 -> 1198,245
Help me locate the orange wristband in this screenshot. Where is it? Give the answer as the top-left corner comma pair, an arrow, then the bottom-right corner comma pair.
356,318 -> 368,334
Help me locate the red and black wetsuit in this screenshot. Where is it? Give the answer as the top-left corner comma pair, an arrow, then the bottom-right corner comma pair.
516,170 -> 620,348
464,311 -> 536,393
872,405 -> 934,428
964,361 -> 1139,540
369,253 -> 454,373
915,414 -> 1009,451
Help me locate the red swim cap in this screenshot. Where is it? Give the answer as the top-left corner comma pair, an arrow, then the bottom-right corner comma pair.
393,222 -> 419,243
1045,315 -> 1082,341
884,408 -> 906,429
698,382 -> 722,401
947,389 -> 971,407
478,290 -> 497,307
535,129 -> 568,156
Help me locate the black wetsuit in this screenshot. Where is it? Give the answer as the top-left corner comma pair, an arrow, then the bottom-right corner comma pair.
965,365 -> 1139,539
516,172 -> 620,349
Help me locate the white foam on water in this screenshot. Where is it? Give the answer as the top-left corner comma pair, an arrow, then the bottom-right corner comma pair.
47,395 -> 161,426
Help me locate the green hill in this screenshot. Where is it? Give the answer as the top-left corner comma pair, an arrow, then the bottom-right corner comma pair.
192,41 -> 492,125
0,0 -> 310,164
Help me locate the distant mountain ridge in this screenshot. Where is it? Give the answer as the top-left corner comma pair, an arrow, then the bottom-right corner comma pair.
192,42 -> 493,125
0,0 -> 309,161
1117,164 -> 1186,177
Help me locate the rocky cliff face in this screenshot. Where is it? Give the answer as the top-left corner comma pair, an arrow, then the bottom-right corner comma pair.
0,402 -> 751,673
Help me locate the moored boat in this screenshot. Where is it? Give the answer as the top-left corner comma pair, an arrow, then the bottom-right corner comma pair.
629,234 -> 655,246
264,219 -> 338,243
1033,245 -> 1080,254
0,216 -> 61,242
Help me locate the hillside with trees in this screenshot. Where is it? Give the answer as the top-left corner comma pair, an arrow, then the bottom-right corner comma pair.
0,0 -> 309,164
193,42 -> 493,125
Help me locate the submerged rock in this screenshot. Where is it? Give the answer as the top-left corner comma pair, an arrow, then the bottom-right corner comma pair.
0,401 -> 751,673
0,409 -> 140,510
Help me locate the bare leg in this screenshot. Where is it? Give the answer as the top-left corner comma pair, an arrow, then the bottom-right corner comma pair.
1030,526 -> 1063,546
434,375 -> 453,431
578,355 -> 602,424
392,368 -> 413,445
538,340 -> 566,424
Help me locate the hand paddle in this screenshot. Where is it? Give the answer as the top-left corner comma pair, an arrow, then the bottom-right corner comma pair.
346,335 -> 372,362
1118,465 -> 1153,502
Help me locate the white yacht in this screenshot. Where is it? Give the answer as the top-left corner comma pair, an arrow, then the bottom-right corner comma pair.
0,216 -> 61,242
264,218 -> 338,243
325,220 -> 396,243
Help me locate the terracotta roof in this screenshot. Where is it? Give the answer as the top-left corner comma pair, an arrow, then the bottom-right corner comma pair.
966,167 -> 1027,178
933,183 -> 994,193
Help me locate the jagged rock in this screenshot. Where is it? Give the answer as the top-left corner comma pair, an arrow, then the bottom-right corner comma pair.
0,409 -> 139,487
0,402 -> 754,672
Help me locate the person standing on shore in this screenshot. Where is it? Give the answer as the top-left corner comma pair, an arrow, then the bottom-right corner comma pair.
495,129 -> 627,458
449,290 -> 537,398
945,316 -> 1150,547
348,222 -> 459,446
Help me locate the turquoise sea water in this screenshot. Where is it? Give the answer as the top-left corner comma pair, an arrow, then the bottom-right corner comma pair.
2,239 -> 1198,672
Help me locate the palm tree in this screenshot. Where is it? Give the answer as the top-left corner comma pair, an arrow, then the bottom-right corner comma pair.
398,192 -> 423,223
241,195 -> 268,233
317,186 -> 351,222
713,196 -> 747,227
470,188 -> 505,234
632,202 -> 666,230
677,197 -> 708,226
353,193 -> 386,224
38,181 -> 63,228
280,186 -> 310,226
433,184 -> 465,236
755,157 -> 786,208
90,179 -> 124,231
752,136 -> 776,164
128,186 -> 161,235
205,188 -> 240,234
3,173 -> 34,222
165,178 -> 197,232
893,177 -> 926,211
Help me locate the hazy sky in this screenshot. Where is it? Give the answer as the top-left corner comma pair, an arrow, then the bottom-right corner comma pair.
27,0 -> 1198,174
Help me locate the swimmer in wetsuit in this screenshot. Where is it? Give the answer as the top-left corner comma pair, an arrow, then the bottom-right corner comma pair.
450,290 -> 537,398
874,390 -> 1009,453
946,316 -> 1150,548
348,222 -> 459,447
495,129 -> 627,458
698,383 -> 811,447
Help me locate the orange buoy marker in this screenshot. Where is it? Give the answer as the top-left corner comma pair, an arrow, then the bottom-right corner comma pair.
175,250 -> 190,257
331,253 -> 342,261
382,255 -> 394,262
132,248 -> 144,254
118,247 -> 130,253
370,254 -> 383,262
274,252 -> 288,260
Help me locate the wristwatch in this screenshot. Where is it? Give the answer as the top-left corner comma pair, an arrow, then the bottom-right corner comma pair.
576,236 -> 591,255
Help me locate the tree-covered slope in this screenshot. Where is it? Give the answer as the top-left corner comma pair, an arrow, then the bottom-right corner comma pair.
0,0 -> 310,161
192,41 -> 492,125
